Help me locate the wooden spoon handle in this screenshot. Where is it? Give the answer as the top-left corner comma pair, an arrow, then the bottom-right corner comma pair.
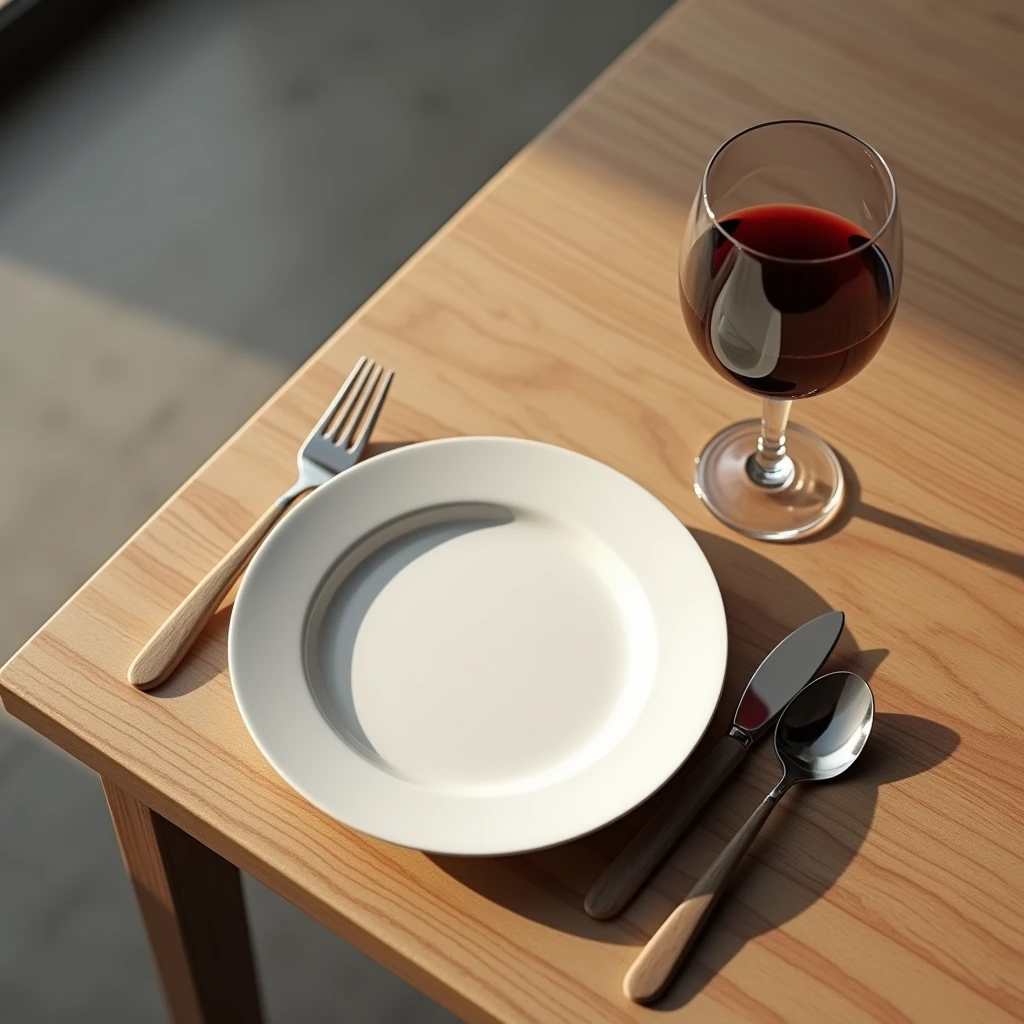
585,733 -> 747,919
623,792 -> 778,1004
127,501 -> 289,690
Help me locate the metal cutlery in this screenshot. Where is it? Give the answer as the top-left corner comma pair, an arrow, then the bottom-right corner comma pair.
585,610 -> 844,919
127,356 -> 394,690
624,670 -> 874,1003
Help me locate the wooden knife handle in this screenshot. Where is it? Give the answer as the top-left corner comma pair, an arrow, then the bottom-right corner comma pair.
623,793 -> 777,1003
127,501 -> 288,690
584,732 -> 747,920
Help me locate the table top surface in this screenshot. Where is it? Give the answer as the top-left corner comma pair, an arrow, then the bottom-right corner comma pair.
4,0 -> 1024,1021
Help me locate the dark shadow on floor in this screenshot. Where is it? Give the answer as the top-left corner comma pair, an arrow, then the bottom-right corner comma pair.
0,0 -> 141,100
0,0 -> 675,365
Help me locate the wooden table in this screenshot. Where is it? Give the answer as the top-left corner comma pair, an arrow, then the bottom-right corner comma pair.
4,0 -> 1023,1020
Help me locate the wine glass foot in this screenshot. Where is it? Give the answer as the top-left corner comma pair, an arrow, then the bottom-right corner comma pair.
694,419 -> 844,541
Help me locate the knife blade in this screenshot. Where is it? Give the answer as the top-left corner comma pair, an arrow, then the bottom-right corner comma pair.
584,610 -> 844,920
732,610 -> 845,742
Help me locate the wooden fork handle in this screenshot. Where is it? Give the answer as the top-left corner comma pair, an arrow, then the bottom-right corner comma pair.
623,793 -> 777,1004
127,500 -> 292,690
584,733 -> 747,920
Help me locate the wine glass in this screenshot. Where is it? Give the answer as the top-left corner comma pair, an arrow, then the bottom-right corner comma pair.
679,120 -> 902,540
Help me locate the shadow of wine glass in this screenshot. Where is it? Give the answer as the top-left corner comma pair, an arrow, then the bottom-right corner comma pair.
805,451 -> 1023,581
431,529 -> 896,947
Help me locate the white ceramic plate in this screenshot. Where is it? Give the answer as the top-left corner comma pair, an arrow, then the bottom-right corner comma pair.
229,437 -> 726,855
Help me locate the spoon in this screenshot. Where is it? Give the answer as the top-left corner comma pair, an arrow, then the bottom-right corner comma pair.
623,671 -> 874,1004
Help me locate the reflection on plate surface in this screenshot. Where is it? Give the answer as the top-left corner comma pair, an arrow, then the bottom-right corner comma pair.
305,502 -> 656,796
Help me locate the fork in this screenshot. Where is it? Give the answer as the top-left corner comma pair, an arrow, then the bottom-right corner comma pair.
127,356 -> 394,690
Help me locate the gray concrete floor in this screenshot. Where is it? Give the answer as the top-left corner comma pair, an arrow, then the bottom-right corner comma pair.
0,1 -> 671,1020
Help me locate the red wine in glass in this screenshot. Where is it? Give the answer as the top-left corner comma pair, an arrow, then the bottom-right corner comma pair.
679,120 -> 902,541
680,203 -> 896,399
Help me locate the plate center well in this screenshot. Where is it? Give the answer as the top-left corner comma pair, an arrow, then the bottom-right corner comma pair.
304,503 -> 655,795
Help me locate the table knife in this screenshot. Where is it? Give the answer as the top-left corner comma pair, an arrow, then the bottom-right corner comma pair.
584,610 -> 844,920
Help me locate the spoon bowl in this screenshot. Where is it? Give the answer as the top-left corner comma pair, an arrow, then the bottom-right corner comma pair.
775,670 -> 874,788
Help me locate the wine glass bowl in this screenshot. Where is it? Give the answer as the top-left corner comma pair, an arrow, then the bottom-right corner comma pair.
679,120 -> 902,540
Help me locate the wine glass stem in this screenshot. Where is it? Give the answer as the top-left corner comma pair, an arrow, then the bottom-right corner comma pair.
747,398 -> 795,488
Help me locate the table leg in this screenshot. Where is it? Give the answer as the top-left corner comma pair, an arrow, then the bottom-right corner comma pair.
102,779 -> 263,1023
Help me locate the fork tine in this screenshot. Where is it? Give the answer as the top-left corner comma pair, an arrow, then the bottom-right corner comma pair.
313,356 -> 369,437
328,361 -> 378,442
335,363 -> 383,446
346,368 -> 394,452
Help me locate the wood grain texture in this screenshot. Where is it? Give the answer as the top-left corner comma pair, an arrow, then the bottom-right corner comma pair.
624,795 -> 777,1005
586,733 -> 748,920
127,501 -> 288,689
103,779 -> 263,1023
3,1 -> 1024,1021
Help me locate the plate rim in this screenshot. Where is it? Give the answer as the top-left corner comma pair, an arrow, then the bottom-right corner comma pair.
229,436 -> 727,854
